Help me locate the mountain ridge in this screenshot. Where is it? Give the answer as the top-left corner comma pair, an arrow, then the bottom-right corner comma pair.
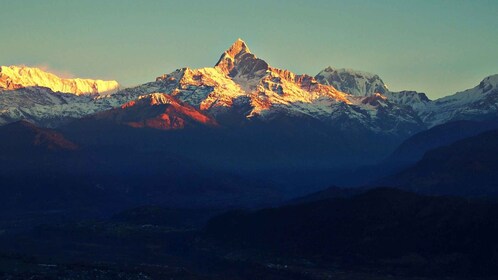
380,128 -> 498,196
0,65 -> 120,95
0,39 -> 496,137
0,120 -> 78,153
90,92 -> 218,130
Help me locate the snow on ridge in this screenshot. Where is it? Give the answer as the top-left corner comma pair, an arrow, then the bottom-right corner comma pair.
315,66 -> 389,98
1,39 -> 497,135
0,65 -> 120,95
320,66 -> 380,79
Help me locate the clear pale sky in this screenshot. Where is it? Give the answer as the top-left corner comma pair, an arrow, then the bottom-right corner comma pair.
1,0 -> 497,99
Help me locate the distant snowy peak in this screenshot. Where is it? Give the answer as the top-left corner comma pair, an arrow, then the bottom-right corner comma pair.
384,90 -> 431,111
0,65 -> 119,95
421,74 -> 498,125
477,74 -> 498,92
315,67 -> 388,96
215,38 -> 269,80
389,90 -> 430,102
218,38 -> 251,60
435,74 -> 498,106
314,67 -> 434,113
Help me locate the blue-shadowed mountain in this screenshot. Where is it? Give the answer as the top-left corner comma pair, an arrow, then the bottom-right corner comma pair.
379,129 -> 498,197
336,119 -> 498,187
386,118 -> 498,166
0,122 -> 283,232
1,40 -> 498,174
2,39 -> 498,228
56,39 -> 430,172
0,120 -> 78,155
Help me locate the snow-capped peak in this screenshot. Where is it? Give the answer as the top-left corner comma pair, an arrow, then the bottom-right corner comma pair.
0,41 -> 429,136
215,39 -> 269,78
221,38 -> 251,58
153,40 -> 353,118
315,66 -> 388,96
435,74 -> 498,106
477,74 -> 498,92
0,65 -> 119,95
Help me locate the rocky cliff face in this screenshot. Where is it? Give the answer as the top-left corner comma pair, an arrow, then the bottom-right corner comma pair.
91,93 -> 217,130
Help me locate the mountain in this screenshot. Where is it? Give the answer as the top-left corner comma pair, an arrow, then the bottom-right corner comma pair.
210,39 -> 354,119
2,39 -> 498,173
386,119 -> 498,166
32,39 -> 429,171
118,39 -> 425,138
0,41 -> 497,135
0,65 -> 119,95
60,37 -> 428,170
383,90 -> 431,111
0,66 -> 122,127
332,119 -> 498,188
315,66 -> 389,96
0,86 -> 138,127
315,67 -> 432,111
0,40 -> 425,140
0,120 -> 78,154
88,93 -> 217,130
204,187 -> 498,277
313,68 -> 498,127
381,129 -> 498,196
150,39 -> 352,119
420,74 -> 498,125
0,122 -> 283,231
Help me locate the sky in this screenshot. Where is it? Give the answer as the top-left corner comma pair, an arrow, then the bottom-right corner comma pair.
0,0 -> 497,99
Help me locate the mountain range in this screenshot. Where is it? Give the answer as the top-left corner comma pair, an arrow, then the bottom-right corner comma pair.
0,65 -> 119,95
2,39 -> 498,279
0,39 -> 497,189
381,128 -> 498,196
3,39 -> 497,133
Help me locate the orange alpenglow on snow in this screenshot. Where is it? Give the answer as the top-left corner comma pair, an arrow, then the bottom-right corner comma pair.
0,65 -> 119,95
214,38 -> 268,77
155,39 -> 351,118
97,93 -> 217,130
